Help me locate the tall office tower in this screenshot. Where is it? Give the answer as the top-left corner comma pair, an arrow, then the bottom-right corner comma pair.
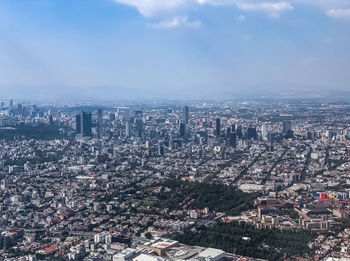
179,122 -> 186,138
216,118 -> 221,137
125,121 -> 131,137
169,134 -> 173,147
135,118 -> 143,138
247,127 -> 257,140
283,121 -> 292,133
229,132 -> 237,148
262,124 -> 272,141
262,124 -> 267,140
124,109 -> 131,122
326,130 -> 337,139
97,109 -> 103,139
83,111 -> 92,137
183,106 -> 189,124
283,120 -> 293,138
76,111 -> 92,137
75,114 -> 81,134
9,99 -> 13,107
231,124 -> 236,132
17,104 -> 23,114
236,125 -> 243,138
49,115 -> 54,126
158,142 -> 165,156
226,127 -> 231,137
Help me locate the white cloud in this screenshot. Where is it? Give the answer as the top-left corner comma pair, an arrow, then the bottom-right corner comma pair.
292,0 -> 349,10
149,16 -> 201,29
196,0 -> 234,5
237,14 -> 246,21
114,0 -> 350,19
114,0 -> 189,17
327,8 -> 350,20
114,0 -> 294,17
236,2 -> 294,17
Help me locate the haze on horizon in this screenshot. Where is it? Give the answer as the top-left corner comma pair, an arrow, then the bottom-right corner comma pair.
0,0 -> 349,101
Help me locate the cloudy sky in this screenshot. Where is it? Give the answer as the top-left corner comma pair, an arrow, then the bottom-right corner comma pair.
0,0 -> 349,100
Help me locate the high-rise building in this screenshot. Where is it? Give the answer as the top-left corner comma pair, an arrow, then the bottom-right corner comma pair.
283,121 -> 292,133
236,125 -> 243,138
231,124 -> 236,132
229,132 -> 237,148
49,115 -> 54,126
247,127 -> 257,140
179,122 -> 186,138
262,124 -> 267,140
135,118 -> 143,138
158,142 -> 164,156
226,127 -> 231,137
124,109 -> 131,122
75,114 -> 81,134
76,111 -> 92,137
216,118 -> 221,137
97,109 -> 104,139
125,121 -> 131,137
282,121 -> 293,138
262,124 -> 272,141
183,106 -> 189,124
17,104 -> 23,114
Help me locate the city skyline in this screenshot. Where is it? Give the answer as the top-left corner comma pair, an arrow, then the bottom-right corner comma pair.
1,99 -> 350,260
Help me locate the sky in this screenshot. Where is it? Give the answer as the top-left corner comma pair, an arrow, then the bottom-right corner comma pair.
0,0 -> 349,101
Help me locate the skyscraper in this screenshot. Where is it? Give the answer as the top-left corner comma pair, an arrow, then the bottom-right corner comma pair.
229,132 -> 237,148
226,127 -> 231,137
283,121 -> 292,133
124,109 -> 131,122
97,109 -> 103,139
236,125 -> 243,139
179,122 -> 186,138
231,124 -> 236,132
183,106 -> 189,124
283,121 -> 293,138
75,114 -> 81,135
76,110 -> 92,137
216,118 -> 221,137
247,127 -> 257,140
262,124 -> 272,141
49,115 -> 54,126
135,118 -> 143,138
158,142 -> 165,156
125,121 -> 131,137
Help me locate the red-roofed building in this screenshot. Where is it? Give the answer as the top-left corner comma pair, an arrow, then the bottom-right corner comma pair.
37,246 -> 57,255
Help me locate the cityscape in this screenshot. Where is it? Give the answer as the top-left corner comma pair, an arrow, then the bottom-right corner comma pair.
1,99 -> 350,260
2,0 -> 350,260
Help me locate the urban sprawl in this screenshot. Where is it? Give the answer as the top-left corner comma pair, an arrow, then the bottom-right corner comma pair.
1,100 -> 350,261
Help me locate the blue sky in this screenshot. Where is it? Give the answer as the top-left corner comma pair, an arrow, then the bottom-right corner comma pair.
0,0 -> 349,100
